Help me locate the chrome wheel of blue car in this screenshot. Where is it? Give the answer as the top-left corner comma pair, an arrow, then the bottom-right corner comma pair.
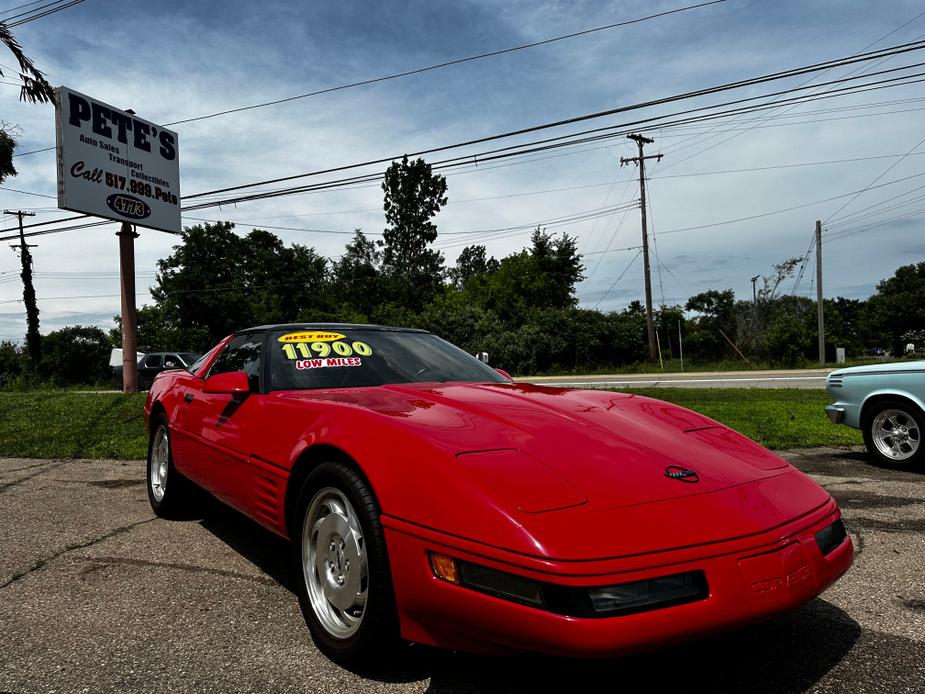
871,408 -> 920,461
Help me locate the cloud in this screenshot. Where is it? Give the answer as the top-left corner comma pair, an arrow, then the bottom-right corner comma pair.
1,0 -> 924,341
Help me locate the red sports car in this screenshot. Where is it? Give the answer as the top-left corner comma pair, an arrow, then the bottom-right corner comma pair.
144,323 -> 853,665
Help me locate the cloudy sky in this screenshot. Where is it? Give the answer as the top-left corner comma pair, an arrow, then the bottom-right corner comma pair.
1,0 -> 924,341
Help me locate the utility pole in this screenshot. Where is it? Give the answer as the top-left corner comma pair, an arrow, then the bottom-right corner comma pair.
117,221 -> 139,393
751,274 -> 760,302
3,210 -> 41,367
621,134 -> 663,362
816,219 -> 824,365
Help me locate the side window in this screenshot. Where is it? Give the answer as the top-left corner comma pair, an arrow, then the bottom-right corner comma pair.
143,354 -> 162,368
164,355 -> 180,369
208,333 -> 263,390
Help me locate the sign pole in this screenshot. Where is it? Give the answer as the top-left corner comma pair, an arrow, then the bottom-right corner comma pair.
118,222 -> 139,393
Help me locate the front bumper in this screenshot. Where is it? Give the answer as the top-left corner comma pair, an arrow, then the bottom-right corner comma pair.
825,405 -> 846,424
382,506 -> 853,657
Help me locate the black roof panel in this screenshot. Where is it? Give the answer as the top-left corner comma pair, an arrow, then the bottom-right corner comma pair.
237,323 -> 430,335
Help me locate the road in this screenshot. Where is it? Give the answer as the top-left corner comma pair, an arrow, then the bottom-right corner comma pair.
0,450 -> 923,693
522,368 -> 834,389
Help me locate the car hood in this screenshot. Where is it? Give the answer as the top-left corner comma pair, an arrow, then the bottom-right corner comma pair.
282,382 -> 791,514
829,360 -> 925,378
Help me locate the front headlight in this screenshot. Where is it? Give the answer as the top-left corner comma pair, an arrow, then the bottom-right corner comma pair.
587,571 -> 708,615
430,552 -> 708,617
430,553 -> 543,607
815,519 -> 847,556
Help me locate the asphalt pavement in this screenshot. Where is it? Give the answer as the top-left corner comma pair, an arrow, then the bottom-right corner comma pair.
522,368 -> 834,389
0,449 -> 923,693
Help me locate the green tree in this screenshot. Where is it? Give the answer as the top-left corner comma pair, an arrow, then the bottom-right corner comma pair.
111,304 -> 209,354
150,222 -> 329,349
40,326 -> 111,385
654,304 -> 686,359
380,156 -> 447,309
242,228 -> 328,323
0,22 -> 56,104
152,222 -> 248,347
684,289 -> 737,360
528,228 -> 585,308
863,261 -> 925,354
766,312 -> 814,366
1,19 -> 56,183
0,128 -> 16,184
0,339 -> 25,387
480,229 -> 584,320
0,23 -> 55,366
449,244 -> 496,291
824,297 -> 866,358
331,230 -> 382,318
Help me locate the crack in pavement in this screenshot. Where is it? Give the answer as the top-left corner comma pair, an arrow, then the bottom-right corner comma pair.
0,517 -> 156,590
0,460 -> 67,474
75,556 -> 280,586
0,460 -> 72,495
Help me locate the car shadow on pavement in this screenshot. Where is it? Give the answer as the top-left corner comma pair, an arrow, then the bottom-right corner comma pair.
197,497 -> 296,592
405,599 -> 861,694
195,499 -> 862,693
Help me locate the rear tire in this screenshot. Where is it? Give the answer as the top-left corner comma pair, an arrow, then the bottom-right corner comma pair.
292,461 -> 400,666
146,412 -> 199,517
862,399 -> 924,470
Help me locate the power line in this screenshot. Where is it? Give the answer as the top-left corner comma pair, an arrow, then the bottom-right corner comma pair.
8,1 -> 728,158
161,66 -> 925,213
165,1 -> 729,126
825,205 -> 925,242
15,34 -> 925,170
822,133 -> 925,223
11,47 -> 925,242
178,42 -> 925,200
0,185 -> 55,198
0,1 -> 54,17
657,6 -> 925,169
654,170 -> 925,236
4,0 -> 85,27
593,250 -> 642,310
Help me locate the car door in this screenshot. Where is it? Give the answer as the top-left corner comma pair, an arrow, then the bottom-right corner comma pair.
179,332 -> 265,510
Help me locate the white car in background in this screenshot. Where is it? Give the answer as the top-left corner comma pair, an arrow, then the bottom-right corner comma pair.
826,361 -> 925,470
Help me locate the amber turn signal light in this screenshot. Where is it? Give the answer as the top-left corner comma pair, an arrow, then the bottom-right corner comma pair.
429,553 -> 460,584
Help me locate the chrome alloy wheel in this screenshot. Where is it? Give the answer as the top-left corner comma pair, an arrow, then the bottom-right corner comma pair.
871,408 -> 921,461
149,425 -> 169,502
302,487 -> 368,639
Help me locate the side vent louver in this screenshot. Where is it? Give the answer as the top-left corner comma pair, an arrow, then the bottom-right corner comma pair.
254,474 -> 280,526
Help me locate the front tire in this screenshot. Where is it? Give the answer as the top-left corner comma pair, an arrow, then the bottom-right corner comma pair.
146,412 -> 199,517
862,399 -> 924,470
293,462 -> 399,666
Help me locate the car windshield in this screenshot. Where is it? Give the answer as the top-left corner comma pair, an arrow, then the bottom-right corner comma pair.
268,328 -> 506,391
178,352 -> 200,367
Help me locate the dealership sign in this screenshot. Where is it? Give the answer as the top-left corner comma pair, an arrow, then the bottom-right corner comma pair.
55,86 -> 180,233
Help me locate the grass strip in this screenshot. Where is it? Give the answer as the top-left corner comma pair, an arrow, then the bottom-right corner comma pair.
0,388 -> 859,460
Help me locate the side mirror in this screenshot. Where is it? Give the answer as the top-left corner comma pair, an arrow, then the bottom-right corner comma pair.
203,370 -> 250,395
495,368 -> 512,381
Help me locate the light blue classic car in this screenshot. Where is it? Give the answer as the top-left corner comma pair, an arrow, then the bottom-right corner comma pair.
826,361 -> 925,469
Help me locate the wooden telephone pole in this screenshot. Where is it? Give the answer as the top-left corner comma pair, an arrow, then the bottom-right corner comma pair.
816,219 -> 824,365
117,221 -> 139,393
621,134 -> 663,362
3,209 -> 41,367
